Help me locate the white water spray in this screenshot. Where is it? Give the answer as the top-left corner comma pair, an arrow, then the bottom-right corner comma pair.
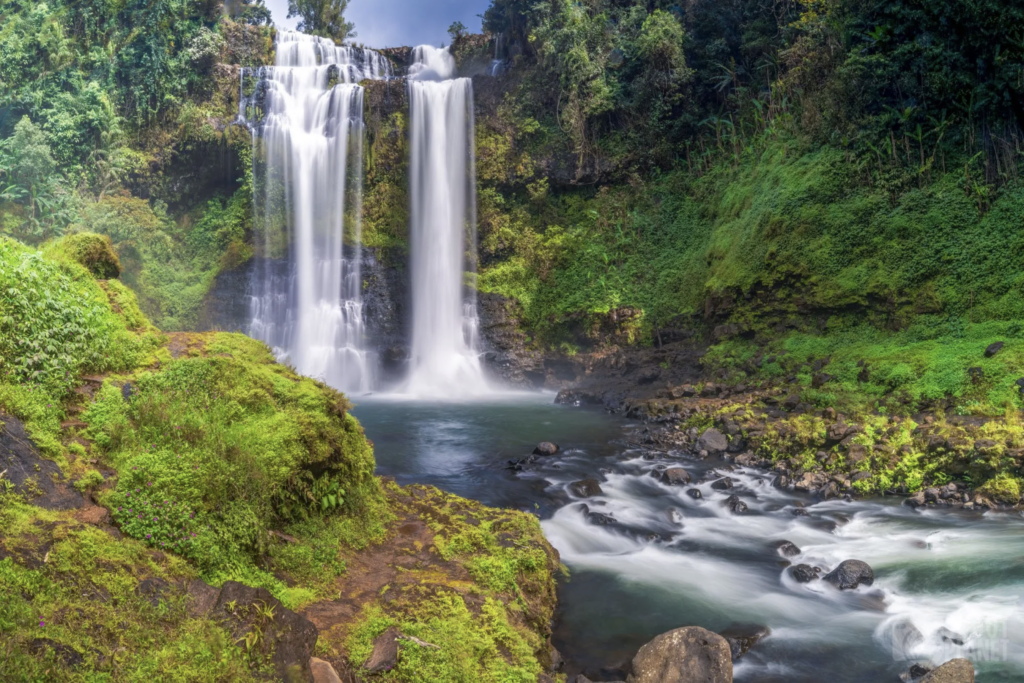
242,31 -> 391,393
405,46 -> 488,397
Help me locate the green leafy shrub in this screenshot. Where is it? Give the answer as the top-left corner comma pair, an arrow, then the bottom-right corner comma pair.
0,238 -> 153,397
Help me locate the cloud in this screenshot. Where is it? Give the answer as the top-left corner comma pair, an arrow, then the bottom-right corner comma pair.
262,0 -> 488,49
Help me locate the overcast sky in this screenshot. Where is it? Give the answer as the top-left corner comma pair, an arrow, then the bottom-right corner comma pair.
263,0 -> 489,49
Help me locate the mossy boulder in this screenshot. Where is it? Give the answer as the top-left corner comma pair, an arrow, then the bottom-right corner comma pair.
44,232 -> 122,279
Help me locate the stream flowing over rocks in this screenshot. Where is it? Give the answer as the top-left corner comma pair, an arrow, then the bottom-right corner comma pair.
355,396 -> 1020,683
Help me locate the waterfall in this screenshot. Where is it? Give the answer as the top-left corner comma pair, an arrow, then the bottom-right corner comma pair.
405,45 -> 488,397
241,31 -> 392,393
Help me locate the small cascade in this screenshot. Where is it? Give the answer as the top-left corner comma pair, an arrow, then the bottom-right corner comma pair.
240,31 -> 392,393
489,34 -> 506,77
405,45 -> 488,397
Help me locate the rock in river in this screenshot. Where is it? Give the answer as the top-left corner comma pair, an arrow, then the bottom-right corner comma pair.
569,478 -> 603,498
789,564 -> 821,583
626,626 -> 732,683
718,623 -> 771,661
724,494 -> 747,513
710,477 -> 734,490
534,442 -> 560,456
822,559 -> 874,589
658,467 -> 691,486
775,541 -> 801,558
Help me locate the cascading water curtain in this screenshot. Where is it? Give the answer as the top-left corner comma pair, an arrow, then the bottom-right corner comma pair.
405,46 -> 488,397
241,31 -> 392,393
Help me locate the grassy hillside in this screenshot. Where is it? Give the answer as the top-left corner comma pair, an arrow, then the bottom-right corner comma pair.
0,236 -> 561,681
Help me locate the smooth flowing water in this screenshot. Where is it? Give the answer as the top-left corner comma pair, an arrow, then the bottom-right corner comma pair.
352,396 -> 1024,682
404,46 -> 487,398
242,31 -> 392,392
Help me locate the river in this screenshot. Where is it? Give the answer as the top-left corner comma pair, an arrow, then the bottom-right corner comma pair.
352,393 -> 1024,682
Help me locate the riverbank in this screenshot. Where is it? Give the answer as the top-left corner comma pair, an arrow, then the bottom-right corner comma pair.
0,236 -> 562,682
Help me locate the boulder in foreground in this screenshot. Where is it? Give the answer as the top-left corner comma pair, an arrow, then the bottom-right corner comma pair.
919,658 -> 974,683
626,626 -> 732,683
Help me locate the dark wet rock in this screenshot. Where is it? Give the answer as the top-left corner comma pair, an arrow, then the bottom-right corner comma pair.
136,577 -> 172,607
900,663 -> 934,682
364,626 -> 400,673
822,559 -> 874,590
121,381 -> 134,401
846,443 -> 869,465
534,442 -> 560,456
626,626 -> 732,683
984,342 -> 1004,358
506,454 -> 540,471
1016,377 -> 1024,396
29,638 -> 84,667
906,490 -> 927,508
569,478 -> 603,498
555,389 -> 602,406
658,467 -> 691,486
579,504 -> 616,526
924,487 -> 941,503
187,578 -> 220,617
667,508 -> 685,525
572,676 -> 595,683
724,495 -> 747,513
214,581 -> 318,681
789,564 -> 821,583
936,627 -> 966,646
791,506 -> 809,516
710,477 -> 734,490
1,415 -> 84,511
819,481 -> 840,500
776,541 -> 800,558
718,623 -> 771,661
696,428 -> 728,454
919,658 -> 974,683
685,488 -> 703,499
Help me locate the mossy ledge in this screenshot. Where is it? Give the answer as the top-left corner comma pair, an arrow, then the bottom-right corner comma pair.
0,235 -> 560,682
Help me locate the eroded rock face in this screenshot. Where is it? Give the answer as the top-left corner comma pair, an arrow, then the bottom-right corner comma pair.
822,559 -> 874,590
626,626 -> 732,683
214,581 -> 318,681
1,415 -> 84,511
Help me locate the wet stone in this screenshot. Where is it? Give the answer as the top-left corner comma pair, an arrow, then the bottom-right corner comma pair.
789,564 -> 821,583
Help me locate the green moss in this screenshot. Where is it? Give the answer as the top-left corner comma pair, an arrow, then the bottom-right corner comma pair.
82,336 -> 383,590
976,473 -> 1023,504
347,594 -> 542,683
42,232 -> 122,279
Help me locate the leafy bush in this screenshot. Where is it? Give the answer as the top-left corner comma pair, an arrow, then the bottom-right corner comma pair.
0,237 -> 152,397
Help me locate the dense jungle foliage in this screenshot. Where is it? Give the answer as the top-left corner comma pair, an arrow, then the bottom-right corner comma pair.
0,0 -> 270,328
468,0 -> 1024,416
1,0 -> 1023,419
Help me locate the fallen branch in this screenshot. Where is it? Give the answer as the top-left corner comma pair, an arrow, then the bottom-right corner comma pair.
397,635 -> 440,650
